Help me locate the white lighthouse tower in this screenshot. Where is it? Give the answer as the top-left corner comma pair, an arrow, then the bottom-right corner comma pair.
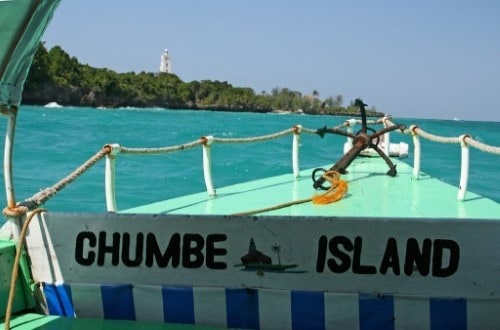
159,49 -> 172,73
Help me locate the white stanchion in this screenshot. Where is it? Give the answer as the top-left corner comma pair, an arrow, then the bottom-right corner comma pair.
202,136 -> 216,197
457,135 -> 470,201
292,125 -> 302,178
105,144 -> 121,212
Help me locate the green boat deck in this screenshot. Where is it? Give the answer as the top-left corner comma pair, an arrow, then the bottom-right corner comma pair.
123,157 -> 499,219
1,313 -> 219,330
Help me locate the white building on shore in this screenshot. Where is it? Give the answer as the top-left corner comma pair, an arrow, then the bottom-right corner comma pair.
159,49 -> 172,73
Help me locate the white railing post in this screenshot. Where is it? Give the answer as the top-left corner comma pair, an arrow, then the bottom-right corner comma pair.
1,105 -> 21,240
105,144 -> 121,212
292,125 -> 302,178
2,105 -> 17,210
410,125 -> 421,179
202,136 -> 216,197
344,119 -> 357,154
457,134 -> 470,201
383,117 -> 390,156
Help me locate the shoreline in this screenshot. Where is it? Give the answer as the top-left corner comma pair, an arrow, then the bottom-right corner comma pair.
31,101 -> 384,117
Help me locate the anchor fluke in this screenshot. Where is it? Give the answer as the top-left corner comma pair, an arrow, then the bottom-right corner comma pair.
316,126 -> 328,139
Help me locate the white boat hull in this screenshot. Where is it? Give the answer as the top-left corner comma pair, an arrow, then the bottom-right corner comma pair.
23,212 -> 500,328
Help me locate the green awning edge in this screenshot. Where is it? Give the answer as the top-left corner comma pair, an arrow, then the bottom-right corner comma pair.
0,0 -> 61,107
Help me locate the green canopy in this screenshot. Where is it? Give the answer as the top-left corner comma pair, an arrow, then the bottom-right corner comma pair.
0,0 -> 60,107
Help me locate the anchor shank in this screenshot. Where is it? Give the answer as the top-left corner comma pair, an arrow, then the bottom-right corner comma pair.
313,137 -> 366,189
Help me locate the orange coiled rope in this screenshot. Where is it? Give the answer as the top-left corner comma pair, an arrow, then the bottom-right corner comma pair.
312,171 -> 348,204
232,170 -> 348,216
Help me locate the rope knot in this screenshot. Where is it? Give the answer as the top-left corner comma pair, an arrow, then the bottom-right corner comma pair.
2,205 -> 29,217
200,136 -> 214,146
293,125 -> 302,134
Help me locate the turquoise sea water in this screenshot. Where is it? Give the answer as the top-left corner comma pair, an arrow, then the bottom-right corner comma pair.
0,105 -> 499,213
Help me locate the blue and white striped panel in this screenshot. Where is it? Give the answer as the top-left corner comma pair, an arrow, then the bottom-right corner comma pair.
259,289 -> 292,329
393,295 -> 429,329
42,283 -> 75,317
133,284 -> 164,322
68,282 -> 103,318
42,283 -> 500,329
193,287 -> 227,327
324,292 -> 359,329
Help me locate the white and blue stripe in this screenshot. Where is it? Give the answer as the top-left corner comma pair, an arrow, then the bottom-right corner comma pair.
42,282 -> 500,329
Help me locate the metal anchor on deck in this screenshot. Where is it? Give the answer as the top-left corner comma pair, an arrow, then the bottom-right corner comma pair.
312,99 -> 406,190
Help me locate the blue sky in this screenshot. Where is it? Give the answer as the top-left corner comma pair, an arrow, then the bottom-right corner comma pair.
42,1 -> 500,121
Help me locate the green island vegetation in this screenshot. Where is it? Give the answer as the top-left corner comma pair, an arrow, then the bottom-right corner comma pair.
24,43 -> 383,116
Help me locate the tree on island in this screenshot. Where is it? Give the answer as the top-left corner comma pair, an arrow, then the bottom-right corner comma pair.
23,43 -> 383,117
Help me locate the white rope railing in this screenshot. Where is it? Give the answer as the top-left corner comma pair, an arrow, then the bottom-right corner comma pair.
102,118 -> 415,211
119,139 -> 205,155
464,136 -> 500,154
20,117 -> 500,212
103,125 -> 319,211
385,118 -> 500,200
212,127 -> 297,144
